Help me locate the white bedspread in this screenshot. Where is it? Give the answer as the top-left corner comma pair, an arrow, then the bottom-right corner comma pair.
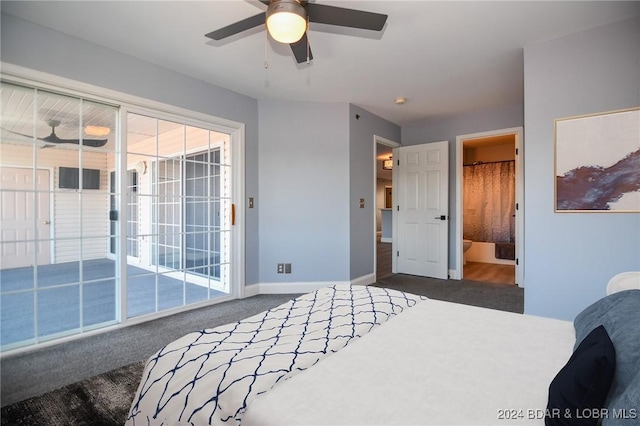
126,284 -> 424,425
243,297 -> 575,425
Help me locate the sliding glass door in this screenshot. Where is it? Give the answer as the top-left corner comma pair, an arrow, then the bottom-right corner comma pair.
1,80 -> 236,352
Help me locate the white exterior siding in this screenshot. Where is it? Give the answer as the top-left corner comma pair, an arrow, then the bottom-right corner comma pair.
1,143 -> 111,263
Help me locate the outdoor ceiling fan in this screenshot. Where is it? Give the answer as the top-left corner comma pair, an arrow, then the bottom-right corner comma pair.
205,0 -> 388,63
2,120 -> 108,147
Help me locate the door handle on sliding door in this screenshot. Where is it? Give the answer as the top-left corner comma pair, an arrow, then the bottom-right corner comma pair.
231,203 -> 235,226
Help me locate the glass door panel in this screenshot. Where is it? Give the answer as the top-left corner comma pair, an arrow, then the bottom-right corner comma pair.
0,82 -> 118,350
83,279 -> 117,327
125,112 -> 231,319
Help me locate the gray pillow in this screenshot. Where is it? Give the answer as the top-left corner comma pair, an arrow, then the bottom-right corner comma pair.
573,290 -> 640,425
574,290 -> 640,347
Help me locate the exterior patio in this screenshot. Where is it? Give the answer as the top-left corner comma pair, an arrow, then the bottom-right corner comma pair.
0,258 -> 226,349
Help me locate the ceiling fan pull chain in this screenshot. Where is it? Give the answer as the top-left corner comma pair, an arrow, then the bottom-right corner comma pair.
264,29 -> 269,69
306,19 -> 310,64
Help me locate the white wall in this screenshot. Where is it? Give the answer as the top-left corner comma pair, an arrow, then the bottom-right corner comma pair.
523,16 -> 640,320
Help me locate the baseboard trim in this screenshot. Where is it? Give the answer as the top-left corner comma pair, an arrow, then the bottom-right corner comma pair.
257,281 -> 349,294
247,273 -> 377,295
351,273 -> 376,286
449,269 -> 461,280
243,283 -> 260,298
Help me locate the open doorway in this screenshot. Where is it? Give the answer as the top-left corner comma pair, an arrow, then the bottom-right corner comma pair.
455,127 -> 524,287
373,135 -> 399,281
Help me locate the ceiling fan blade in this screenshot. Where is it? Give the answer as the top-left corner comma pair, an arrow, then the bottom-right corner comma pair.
3,126 -> 106,147
205,12 -> 266,40
306,4 -> 387,31
1,128 -> 37,139
79,139 -> 108,148
290,32 -> 313,63
41,133 -> 107,147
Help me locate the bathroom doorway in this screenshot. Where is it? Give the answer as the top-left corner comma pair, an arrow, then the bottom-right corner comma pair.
455,127 -> 524,287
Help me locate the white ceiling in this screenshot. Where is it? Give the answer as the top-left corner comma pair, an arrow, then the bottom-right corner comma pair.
1,1 -> 638,126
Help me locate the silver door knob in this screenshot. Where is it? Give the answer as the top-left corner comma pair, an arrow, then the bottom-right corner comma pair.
43,220 -> 51,225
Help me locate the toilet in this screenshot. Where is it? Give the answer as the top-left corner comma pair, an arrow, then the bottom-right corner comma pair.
463,239 -> 473,265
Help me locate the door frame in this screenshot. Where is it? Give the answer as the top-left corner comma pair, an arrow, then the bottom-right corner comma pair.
118,104 -> 245,307
454,126 -> 524,287
372,135 -> 400,282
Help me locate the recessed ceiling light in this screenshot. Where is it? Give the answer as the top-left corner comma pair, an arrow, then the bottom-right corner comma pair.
395,97 -> 407,105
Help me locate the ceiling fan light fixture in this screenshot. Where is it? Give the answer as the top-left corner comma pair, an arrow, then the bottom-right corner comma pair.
266,0 -> 307,44
84,125 -> 111,137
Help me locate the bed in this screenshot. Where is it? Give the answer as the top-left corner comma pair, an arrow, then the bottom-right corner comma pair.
126,284 -> 640,426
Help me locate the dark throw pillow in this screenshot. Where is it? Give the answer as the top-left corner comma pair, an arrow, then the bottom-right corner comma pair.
546,325 -> 616,426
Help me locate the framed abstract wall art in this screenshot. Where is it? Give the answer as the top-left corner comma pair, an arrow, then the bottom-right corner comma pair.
554,107 -> 640,212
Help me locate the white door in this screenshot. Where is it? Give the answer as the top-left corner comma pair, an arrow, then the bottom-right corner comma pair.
1,167 -> 51,269
393,142 -> 449,279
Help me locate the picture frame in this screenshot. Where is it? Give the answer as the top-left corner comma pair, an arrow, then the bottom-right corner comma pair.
554,107 -> 640,212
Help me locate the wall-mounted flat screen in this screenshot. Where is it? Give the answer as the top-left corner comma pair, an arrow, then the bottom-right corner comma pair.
59,167 -> 101,189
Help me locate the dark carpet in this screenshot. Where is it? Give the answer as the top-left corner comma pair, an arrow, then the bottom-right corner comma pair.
373,273 -> 524,313
0,275 -> 523,425
1,362 -> 144,426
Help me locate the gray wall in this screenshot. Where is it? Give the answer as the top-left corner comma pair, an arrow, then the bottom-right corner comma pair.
258,100 -> 351,283
401,103 -> 523,268
349,104 -> 401,280
0,13 -> 262,285
523,16 -> 640,320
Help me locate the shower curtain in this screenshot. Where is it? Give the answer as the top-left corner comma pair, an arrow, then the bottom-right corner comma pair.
463,161 -> 515,243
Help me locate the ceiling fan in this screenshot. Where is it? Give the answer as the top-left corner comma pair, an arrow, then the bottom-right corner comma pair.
205,0 -> 388,63
2,120 -> 108,147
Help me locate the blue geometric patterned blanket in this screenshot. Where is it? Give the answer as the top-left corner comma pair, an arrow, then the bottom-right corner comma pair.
126,284 -> 425,425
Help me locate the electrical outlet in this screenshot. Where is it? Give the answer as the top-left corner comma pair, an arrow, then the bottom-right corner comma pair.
277,263 -> 284,273
284,263 -> 291,274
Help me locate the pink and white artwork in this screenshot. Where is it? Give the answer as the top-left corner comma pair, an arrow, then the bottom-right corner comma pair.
555,108 -> 640,212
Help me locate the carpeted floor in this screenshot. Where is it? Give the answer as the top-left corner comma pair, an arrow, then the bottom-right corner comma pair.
1,362 -> 145,426
374,273 -> 524,313
0,275 -> 523,425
